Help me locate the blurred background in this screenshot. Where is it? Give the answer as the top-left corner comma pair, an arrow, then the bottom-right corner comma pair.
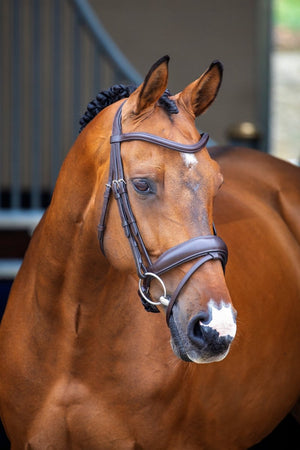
0,0 -> 300,446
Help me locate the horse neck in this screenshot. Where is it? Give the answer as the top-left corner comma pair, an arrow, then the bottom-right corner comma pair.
13,122 -> 187,380
25,128 -> 133,323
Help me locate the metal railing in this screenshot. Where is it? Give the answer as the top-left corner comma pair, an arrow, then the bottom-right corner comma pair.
0,0 -> 142,278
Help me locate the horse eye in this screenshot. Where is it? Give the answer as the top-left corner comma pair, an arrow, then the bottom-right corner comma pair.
132,179 -> 154,194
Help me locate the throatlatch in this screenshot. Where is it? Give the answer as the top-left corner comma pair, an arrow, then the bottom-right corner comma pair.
98,101 -> 228,325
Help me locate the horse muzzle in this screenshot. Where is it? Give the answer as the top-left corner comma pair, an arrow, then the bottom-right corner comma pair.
169,299 -> 237,364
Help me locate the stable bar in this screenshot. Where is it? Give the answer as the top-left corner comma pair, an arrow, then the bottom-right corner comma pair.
0,210 -> 44,233
71,0 -> 142,85
0,259 -> 22,279
31,0 -> 41,208
51,0 -> 61,190
11,0 -> 21,208
73,10 -> 81,140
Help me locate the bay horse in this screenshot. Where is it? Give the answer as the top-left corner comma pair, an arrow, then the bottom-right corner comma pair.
0,56 -> 299,449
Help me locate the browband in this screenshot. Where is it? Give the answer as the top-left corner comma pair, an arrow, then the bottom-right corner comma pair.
110,131 -> 209,153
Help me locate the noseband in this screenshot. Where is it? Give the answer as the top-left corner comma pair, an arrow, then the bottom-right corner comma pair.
98,101 -> 228,325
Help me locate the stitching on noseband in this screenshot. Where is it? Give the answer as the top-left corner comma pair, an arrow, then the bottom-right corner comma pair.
98,101 -> 228,325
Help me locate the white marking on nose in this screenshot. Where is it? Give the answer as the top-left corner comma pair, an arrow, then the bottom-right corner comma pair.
202,300 -> 237,338
181,152 -> 198,168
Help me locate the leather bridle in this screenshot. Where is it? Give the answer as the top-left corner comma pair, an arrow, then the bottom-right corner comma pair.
98,101 -> 228,325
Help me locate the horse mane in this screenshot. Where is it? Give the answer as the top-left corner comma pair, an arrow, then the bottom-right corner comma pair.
79,84 -> 178,133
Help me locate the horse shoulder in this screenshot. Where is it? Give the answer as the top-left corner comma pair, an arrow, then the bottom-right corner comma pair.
211,146 -> 300,242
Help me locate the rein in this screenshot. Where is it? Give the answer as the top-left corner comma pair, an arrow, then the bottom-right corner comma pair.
98,101 -> 228,325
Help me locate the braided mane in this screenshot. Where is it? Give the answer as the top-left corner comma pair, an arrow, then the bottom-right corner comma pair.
79,84 -> 178,133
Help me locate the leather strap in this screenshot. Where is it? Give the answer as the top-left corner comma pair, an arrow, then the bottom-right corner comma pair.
166,254 -> 214,325
110,131 -> 209,153
149,235 -> 227,275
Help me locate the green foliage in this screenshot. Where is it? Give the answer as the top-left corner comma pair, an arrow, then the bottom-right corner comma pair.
274,0 -> 300,30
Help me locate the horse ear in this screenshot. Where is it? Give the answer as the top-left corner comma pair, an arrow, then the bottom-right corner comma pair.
179,60 -> 223,118
124,55 -> 169,115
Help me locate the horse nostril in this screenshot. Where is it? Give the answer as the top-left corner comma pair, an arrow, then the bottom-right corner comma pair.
187,312 -> 210,346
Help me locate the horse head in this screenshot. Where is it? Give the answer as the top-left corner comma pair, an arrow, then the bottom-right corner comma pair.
85,56 -> 237,364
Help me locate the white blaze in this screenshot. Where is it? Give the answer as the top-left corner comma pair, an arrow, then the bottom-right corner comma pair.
181,153 -> 198,168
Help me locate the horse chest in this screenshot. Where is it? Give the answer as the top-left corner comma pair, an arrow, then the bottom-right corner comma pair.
23,377 -> 135,449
